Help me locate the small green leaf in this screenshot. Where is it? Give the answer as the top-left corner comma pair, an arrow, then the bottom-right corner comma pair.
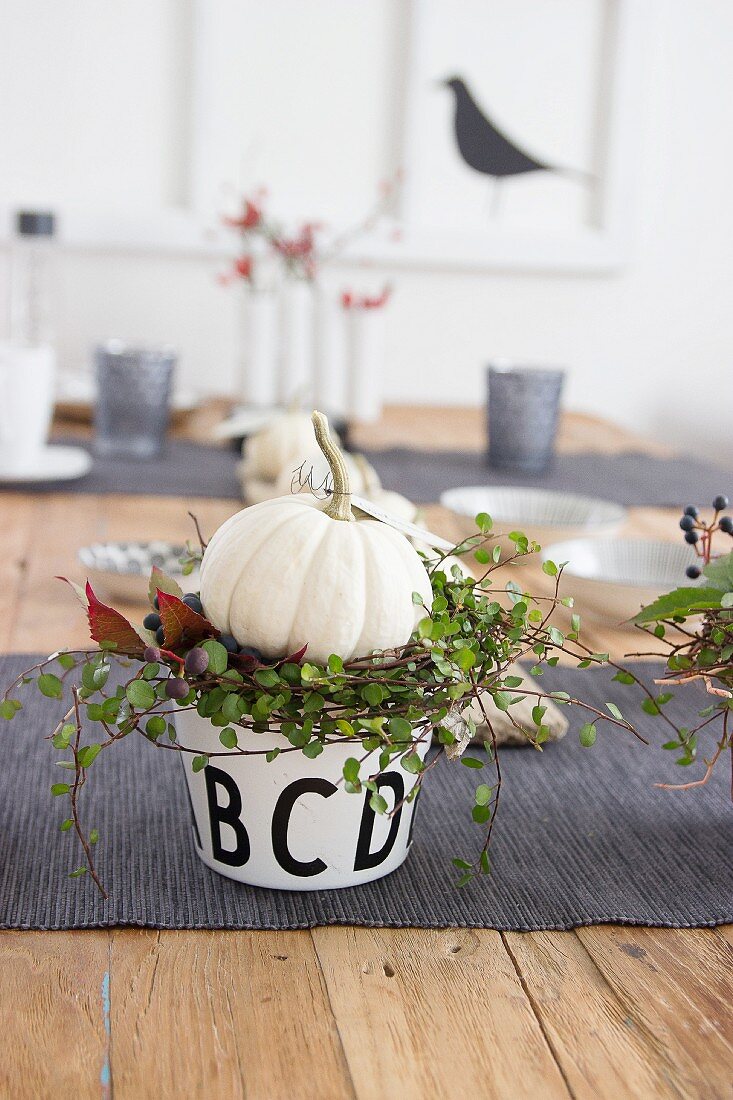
343,757 -> 361,784
126,680 -> 156,710
254,667 -> 280,688
542,560 -> 558,577
475,784 -> 492,806
605,702 -> 623,721
201,639 -> 228,675
59,818 -> 74,832
370,792 -> 388,815
38,673 -> 63,699
58,653 -> 76,670
51,783 -> 70,796
219,727 -> 238,749
472,804 -> 491,823
302,741 -> 324,759
401,751 -> 423,774
579,722 -> 597,747
69,867 -> 87,878
389,717 -> 413,742
461,757 -> 484,769
191,754 -> 209,773
145,716 -> 167,738
77,743 -> 102,768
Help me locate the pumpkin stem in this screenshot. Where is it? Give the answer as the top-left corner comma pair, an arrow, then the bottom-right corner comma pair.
312,411 -> 355,522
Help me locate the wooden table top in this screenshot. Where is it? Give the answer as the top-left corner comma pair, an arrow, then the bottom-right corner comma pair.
0,405 -> 730,1099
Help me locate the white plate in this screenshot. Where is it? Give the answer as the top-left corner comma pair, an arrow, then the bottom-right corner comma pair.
440,486 -> 626,546
213,406 -> 281,441
540,538 -> 701,622
0,445 -> 92,483
78,540 -> 201,604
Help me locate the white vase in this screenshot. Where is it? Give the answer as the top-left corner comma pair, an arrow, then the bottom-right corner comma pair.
278,280 -> 314,405
175,709 -> 428,890
312,281 -> 347,418
345,308 -> 386,423
239,287 -> 279,407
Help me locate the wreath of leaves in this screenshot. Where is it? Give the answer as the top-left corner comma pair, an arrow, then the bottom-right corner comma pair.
5,510 -> 726,897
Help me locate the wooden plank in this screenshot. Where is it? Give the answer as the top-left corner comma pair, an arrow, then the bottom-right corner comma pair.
4,493 -> 107,653
576,925 -> 733,1100
502,930 -> 683,1099
109,928 -> 354,1100
0,930 -> 110,1100
0,494 -> 35,651
349,406 -> 672,457
311,926 -> 571,1100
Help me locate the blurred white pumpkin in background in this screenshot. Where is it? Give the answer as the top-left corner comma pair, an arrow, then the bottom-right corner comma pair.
273,447 -> 377,499
243,408 -> 338,482
351,454 -> 419,524
201,413 -> 432,664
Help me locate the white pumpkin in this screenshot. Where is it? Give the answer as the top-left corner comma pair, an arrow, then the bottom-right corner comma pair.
200,412 -> 433,664
243,408 -> 339,482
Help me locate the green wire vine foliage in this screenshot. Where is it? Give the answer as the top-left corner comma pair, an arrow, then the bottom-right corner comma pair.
3,511 -> 661,897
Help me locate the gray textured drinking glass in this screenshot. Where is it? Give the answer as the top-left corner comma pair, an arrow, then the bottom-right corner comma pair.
486,363 -> 565,473
94,342 -> 176,459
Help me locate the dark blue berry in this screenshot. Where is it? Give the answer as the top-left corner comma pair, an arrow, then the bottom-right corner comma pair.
143,645 -> 161,663
182,593 -> 204,614
152,594 -> 160,611
165,676 -> 189,699
219,634 -> 239,653
684,530 -> 699,544
679,515 -> 696,531
155,625 -> 165,644
720,516 -> 733,534
683,505 -> 699,517
184,647 -> 209,676
238,644 -> 264,662
143,612 -> 161,631
685,565 -> 701,579
713,495 -> 729,511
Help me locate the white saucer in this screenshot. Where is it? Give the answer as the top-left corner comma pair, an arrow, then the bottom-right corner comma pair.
0,445 -> 92,483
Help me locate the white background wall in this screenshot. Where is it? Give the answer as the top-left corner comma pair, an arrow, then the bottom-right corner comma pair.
0,0 -> 731,462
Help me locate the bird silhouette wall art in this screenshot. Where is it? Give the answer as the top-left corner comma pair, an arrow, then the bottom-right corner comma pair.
441,75 -> 594,215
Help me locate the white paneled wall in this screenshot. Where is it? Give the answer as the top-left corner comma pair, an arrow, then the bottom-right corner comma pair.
0,0 -> 731,461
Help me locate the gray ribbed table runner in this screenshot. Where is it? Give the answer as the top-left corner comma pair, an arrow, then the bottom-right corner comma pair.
7,440 -> 729,507
363,448 -> 732,507
1,655 -> 730,930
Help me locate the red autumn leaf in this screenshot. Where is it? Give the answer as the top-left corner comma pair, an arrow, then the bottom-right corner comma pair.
280,643 -> 308,666
79,580 -> 146,654
157,591 -> 218,649
230,643 -> 307,674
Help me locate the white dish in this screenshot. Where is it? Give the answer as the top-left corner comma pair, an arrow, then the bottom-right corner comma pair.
540,538 -> 701,622
0,444 -> 92,483
78,540 -> 201,604
440,486 -> 626,547
213,406 -> 281,441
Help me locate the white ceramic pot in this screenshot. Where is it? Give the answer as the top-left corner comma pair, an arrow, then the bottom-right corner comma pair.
176,709 -> 429,890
